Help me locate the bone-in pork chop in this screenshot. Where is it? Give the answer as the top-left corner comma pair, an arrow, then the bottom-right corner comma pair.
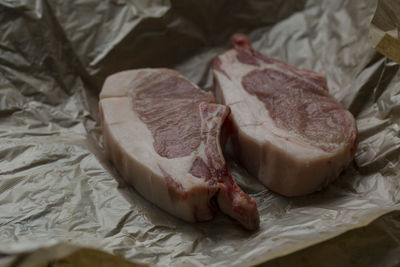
99,68 -> 259,230
212,34 -> 358,197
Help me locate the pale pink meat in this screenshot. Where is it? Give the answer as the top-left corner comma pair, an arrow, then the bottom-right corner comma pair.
99,68 -> 259,230
212,34 -> 358,197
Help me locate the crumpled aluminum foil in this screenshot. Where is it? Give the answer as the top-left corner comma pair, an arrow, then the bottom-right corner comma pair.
1,0 -> 399,266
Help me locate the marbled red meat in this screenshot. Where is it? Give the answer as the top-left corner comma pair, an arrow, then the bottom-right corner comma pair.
212,34 -> 358,196
99,68 -> 259,230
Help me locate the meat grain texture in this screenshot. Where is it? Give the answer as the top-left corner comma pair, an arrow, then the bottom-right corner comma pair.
99,68 -> 259,230
212,34 -> 358,197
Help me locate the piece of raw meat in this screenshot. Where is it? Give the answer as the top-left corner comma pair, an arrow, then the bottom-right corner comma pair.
99,68 -> 259,230
212,34 -> 358,197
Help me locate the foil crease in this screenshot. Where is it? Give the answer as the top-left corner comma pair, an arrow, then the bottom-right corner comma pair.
0,0 -> 400,266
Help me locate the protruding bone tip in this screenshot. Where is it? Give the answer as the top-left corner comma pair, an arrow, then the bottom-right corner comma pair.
231,33 -> 252,50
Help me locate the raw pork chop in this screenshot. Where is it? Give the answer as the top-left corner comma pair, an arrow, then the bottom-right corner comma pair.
212,34 -> 358,197
99,68 -> 259,230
